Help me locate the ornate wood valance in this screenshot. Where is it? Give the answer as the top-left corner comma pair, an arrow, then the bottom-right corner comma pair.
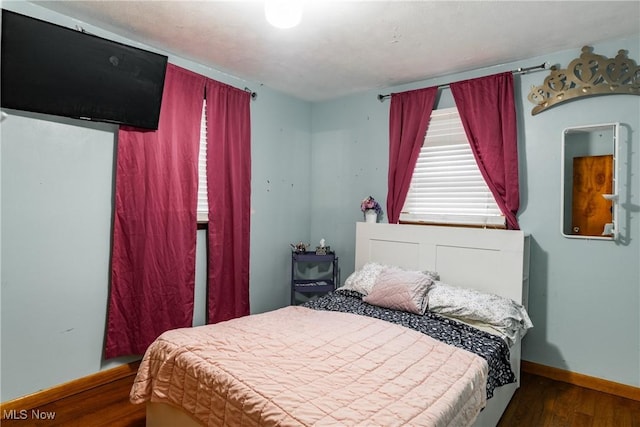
528,46 -> 639,115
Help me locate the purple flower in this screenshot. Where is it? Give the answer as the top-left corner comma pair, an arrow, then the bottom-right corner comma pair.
360,196 -> 383,215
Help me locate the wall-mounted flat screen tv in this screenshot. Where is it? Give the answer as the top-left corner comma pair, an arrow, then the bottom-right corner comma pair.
1,10 -> 168,130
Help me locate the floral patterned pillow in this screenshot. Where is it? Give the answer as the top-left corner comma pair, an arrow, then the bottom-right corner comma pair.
341,262 -> 386,295
428,281 -> 533,346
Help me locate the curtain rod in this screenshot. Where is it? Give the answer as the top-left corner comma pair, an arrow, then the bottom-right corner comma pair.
203,86 -> 257,101
244,87 -> 258,101
376,62 -> 549,102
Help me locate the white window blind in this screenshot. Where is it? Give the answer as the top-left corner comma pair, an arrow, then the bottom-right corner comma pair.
197,100 -> 208,222
400,107 -> 505,227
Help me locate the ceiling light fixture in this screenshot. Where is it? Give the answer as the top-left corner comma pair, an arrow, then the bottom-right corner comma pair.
264,1 -> 303,29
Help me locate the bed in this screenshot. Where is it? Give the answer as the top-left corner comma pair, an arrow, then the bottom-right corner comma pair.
132,223 -> 531,427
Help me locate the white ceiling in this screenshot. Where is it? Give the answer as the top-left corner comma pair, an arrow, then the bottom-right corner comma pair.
34,1 -> 640,102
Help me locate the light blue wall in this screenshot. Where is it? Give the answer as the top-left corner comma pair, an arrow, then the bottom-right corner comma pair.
249,87 -> 312,312
1,113 -> 125,400
309,97 -> 389,277
517,41 -> 639,387
0,2 -> 310,401
310,37 -> 640,388
1,0 -> 638,403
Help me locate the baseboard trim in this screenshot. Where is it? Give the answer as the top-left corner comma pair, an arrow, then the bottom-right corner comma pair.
0,360 -> 141,413
4,360 -> 636,410
522,360 -> 640,402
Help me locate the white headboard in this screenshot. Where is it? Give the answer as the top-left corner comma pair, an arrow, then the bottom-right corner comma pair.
355,223 -> 530,306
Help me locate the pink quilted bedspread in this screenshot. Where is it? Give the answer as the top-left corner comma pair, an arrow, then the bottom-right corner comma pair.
131,306 -> 488,427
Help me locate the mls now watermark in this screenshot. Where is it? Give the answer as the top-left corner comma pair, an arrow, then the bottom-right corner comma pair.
3,409 -> 57,421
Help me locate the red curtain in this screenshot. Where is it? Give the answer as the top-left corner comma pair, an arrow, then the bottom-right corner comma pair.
205,80 -> 251,323
450,72 -> 520,230
387,87 -> 438,223
105,64 -> 206,358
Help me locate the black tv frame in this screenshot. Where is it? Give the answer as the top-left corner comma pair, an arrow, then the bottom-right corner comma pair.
1,9 -> 168,130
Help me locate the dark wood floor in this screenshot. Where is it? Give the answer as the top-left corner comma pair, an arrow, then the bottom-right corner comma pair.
0,375 -> 145,427
498,373 -> 640,427
2,372 -> 638,426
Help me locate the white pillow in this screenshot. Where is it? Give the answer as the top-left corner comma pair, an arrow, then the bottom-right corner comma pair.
428,281 -> 533,346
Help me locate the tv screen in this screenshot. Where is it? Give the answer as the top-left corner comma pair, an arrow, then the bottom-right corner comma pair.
1,10 -> 168,130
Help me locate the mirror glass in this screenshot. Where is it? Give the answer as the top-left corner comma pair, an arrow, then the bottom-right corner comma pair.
561,123 -> 619,240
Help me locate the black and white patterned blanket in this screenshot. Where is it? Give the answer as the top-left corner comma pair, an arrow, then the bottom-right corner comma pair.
303,289 -> 515,399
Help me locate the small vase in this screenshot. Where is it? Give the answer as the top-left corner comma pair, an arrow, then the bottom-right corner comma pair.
364,209 -> 377,223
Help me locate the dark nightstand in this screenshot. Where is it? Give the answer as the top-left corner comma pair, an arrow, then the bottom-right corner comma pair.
291,252 -> 339,305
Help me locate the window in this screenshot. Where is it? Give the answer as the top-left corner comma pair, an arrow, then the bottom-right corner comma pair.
197,100 -> 208,222
400,107 -> 505,227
